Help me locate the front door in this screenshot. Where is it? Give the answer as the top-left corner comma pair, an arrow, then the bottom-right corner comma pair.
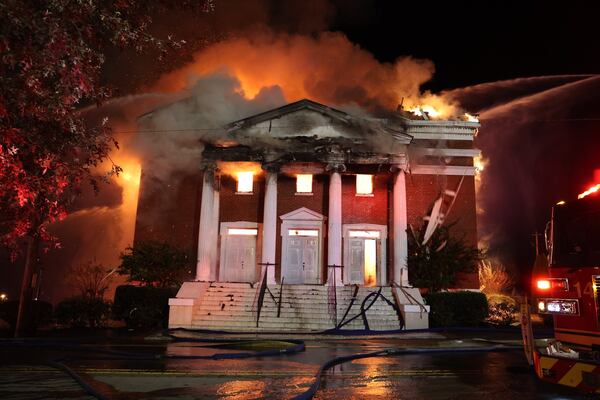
220,228 -> 257,282
284,229 -> 320,284
347,231 -> 381,286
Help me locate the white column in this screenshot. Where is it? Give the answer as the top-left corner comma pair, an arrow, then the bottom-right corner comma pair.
196,166 -> 215,281
393,168 -> 409,286
327,168 -> 344,286
261,170 -> 277,284
209,180 -> 220,280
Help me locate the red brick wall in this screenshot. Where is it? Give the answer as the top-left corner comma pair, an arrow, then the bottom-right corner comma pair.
135,168 -> 480,289
341,173 -> 390,226
219,173 -> 264,223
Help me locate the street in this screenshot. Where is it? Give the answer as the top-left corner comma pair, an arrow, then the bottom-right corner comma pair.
0,331 -> 591,399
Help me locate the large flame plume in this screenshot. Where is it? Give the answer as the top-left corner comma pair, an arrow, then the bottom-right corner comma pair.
152,31 -> 459,118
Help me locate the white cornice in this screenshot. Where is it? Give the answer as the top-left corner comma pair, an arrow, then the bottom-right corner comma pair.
418,148 -> 481,157
410,132 -> 474,141
411,165 -> 476,176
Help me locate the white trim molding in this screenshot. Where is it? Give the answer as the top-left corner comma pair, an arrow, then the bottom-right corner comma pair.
219,221 -> 260,283
418,148 -> 481,158
411,165 -> 477,176
342,223 -> 388,286
410,132 -> 474,141
280,207 -> 326,284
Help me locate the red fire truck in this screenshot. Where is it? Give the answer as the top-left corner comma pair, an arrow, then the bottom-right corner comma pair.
529,187 -> 600,392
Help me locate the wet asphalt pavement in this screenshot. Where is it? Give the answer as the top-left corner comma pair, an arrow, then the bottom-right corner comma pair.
0,330 -> 593,399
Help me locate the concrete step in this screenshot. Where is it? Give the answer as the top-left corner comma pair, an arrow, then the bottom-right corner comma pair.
193,311 -> 398,322
190,320 -> 398,331
183,283 -> 402,332
194,305 -> 398,316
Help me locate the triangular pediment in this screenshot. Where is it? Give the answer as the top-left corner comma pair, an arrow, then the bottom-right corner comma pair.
226,99 -> 351,131
279,207 -> 326,221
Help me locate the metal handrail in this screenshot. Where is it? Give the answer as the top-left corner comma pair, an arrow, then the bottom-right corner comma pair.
327,265 -> 342,325
336,284 -> 359,329
253,262 -> 279,327
277,277 -> 284,318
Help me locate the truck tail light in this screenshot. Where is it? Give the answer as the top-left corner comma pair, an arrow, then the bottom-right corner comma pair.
536,278 -> 569,291
537,298 -> 579,315
537,280 -> 551,290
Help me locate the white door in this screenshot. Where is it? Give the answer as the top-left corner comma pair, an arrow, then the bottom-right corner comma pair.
302,237 -> 319,283
284,230 -> 320,284
221,234 -> 256,282
286,237 -> 304,283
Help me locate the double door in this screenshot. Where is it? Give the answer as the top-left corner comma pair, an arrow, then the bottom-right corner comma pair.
220,234 -> 257,282
284,230 -> 320,284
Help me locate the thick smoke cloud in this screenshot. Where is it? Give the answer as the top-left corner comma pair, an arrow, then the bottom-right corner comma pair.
449,75 -> 600,287
135,72 -> 287,182
151,30 -> 453,116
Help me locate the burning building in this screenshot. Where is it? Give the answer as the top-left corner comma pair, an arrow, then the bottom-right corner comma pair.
136,98 -> 480,331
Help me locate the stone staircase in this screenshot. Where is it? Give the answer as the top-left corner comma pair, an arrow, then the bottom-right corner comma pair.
190,282 -> 403,332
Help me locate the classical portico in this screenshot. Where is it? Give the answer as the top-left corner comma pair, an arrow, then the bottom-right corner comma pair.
193,160 -> 411,288
139,98 -> 482,331
187,99 -> 480,290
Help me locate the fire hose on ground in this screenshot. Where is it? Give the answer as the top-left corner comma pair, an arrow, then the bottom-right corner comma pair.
0,328 -> 534,400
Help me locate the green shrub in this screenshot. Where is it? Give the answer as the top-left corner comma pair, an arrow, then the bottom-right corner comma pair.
0,300 -> 53,329
113,285 -> 177,328
55,297 -> 111,328
117,241 -> 192,288
408,224 -> 482,293
425,291 -> 488,327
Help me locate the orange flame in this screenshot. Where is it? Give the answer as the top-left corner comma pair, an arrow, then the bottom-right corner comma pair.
578,184 -> 600,199
151,32 -> 458,117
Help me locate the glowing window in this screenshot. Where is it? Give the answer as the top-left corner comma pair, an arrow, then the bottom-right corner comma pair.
228,228 -> 258,236
296,174 -> 313,193
356,174 -> 373,195
288,229 -> 319,237
349,230 -> 380,239
236,172 -> 253,193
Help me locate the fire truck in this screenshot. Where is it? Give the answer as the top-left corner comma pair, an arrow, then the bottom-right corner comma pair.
528,187 -> 600,392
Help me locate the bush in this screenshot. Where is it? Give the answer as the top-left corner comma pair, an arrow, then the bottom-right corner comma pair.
486,294 -> 519,326
487,302 -> 519,326
55,297 -> 111,328
478,260 -> 514,294
425,291 -> 488,327
408,224 -> 482,293
113,285 -> 177,328
117,241 -> 192,288
0,300 -> 53,329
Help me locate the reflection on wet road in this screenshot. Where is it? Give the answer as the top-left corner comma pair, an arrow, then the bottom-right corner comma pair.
0,335 -> 589,399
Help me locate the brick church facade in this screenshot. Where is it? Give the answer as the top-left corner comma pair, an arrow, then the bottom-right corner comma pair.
134,99 -> 480,331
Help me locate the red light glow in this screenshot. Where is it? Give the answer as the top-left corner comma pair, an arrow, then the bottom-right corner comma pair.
537,279 -> 551,290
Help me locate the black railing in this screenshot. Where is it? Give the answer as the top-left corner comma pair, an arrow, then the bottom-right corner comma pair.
252,262 -> 280,327
327,265 -> 343,325
277,277 -> 285,318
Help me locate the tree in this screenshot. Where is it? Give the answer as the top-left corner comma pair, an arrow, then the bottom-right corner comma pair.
117,241 -> 192,288
407,223 -> 482,293
72,261 -> 115,300
0,0 -> 212,336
